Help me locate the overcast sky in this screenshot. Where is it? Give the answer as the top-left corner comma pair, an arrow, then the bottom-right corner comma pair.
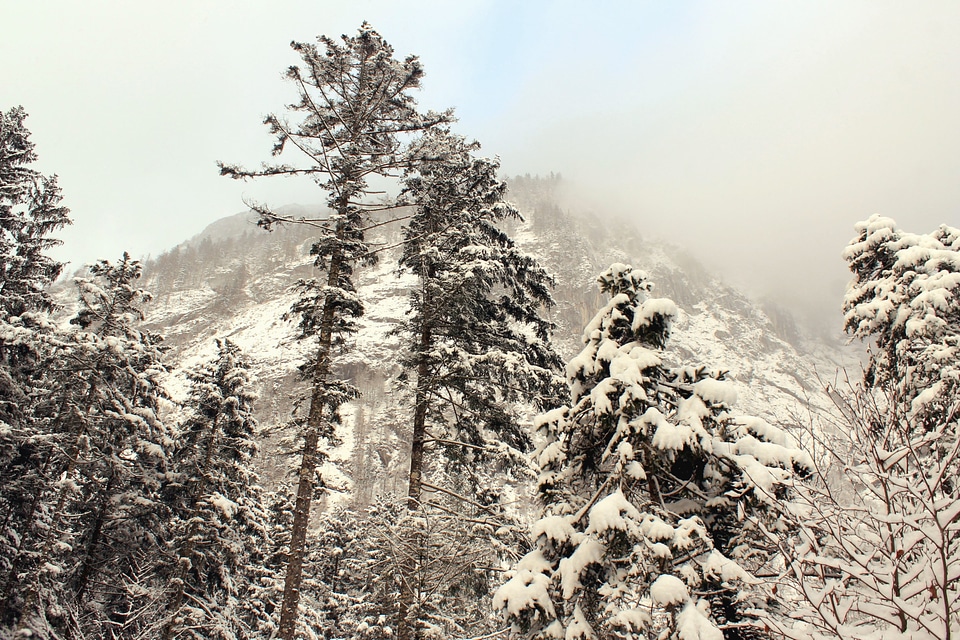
3,1 -> 959,326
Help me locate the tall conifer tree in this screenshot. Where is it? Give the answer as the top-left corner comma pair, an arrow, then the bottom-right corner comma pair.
398,130 -> 563,507
159,339 -> 270,640
9,254 -> 170,638
0,106 -> 70,322
219,23 -> 450,638
0,105 -> 70,534
0,106 -> 71,635
392,130 -> 564,639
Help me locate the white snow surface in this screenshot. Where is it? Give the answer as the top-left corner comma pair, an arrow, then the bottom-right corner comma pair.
676,601 -> 723,640
533,515 -> 577,545
693,378 -> 737,406
701,550 -> 754,584
493,569 -> 556,618
652,419 -> 695,451
559,536 -> 605,599
585,489 -> 640,535
650,574 -> 688,607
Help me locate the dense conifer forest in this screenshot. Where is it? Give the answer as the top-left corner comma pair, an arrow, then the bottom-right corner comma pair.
2,22 -> 958,640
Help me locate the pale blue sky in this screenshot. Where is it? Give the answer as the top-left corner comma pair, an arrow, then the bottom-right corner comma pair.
2,1 -> 959,323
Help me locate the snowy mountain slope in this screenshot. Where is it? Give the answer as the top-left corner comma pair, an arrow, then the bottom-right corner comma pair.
138,207 -> 420,502
507,177 -> 858,425
132,178 -> 858,502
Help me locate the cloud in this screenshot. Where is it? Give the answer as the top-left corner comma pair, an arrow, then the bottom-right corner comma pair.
466,2 -> 960,326
3,1 -> 958,329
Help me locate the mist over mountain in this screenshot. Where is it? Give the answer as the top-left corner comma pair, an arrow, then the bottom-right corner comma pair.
134,175 -> 858,502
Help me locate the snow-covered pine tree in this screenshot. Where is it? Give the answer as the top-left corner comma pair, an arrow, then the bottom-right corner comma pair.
843,214 -> 960,430
306,502 -> 397,640
0,106 -> 70,322
495,264 -> 812,640
10,253 -> 172,639
771,216 -> 960,640
219,23 -> 450,639
157,338 -> 271,640
0,107 -> 71,631
393,130 -> 564,640
398,129 -> 563,505
235,485 -> 301,639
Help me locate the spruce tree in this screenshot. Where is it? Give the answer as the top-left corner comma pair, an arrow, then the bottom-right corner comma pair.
0,105 -> 72,634
159,338 -> 271,640
308,503 -> 397,640
398,130 -> 563,507
496,264 -> 811,639
0,106 -> 70,321
0,104 -> 70,549
11,253 -> 171,639
394,130 -> 564,638
219,23 -> 450,639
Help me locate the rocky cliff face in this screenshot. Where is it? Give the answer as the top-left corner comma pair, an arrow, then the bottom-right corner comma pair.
132,180 -> 857,505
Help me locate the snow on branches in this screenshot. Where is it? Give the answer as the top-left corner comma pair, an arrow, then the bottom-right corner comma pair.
768,217 -> 960,640
496,264 -> 810,639
771,380 -> 960,640
843,214 -> 960,429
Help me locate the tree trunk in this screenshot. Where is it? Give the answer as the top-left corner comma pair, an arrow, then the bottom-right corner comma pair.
277,425 -> 321,640
73,468 -> 118,604
277,220 -> 346,640
398,284 -> 433,640
406,327 -> 432,511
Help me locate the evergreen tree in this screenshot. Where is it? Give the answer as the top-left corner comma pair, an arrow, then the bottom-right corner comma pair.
235,486 -> 299,639
842,214 -> 960,431
219,22 -> 450,639
394,130 -> 564,639
0,103 -> 71,574
158,338 -> 271,640
0,106 -> 70,321
306,498 -> 519,640
398,130 -> 564,506
10,253 -> 172,639
307,503 -> 397,640
0,105 -> 72,635
496,264 -> 811,639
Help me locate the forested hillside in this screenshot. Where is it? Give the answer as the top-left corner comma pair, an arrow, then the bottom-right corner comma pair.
3,20 -> 958,640
139,176 -> 854,450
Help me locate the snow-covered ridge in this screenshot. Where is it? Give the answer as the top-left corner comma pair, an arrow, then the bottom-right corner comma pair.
123,178 -> 858,499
